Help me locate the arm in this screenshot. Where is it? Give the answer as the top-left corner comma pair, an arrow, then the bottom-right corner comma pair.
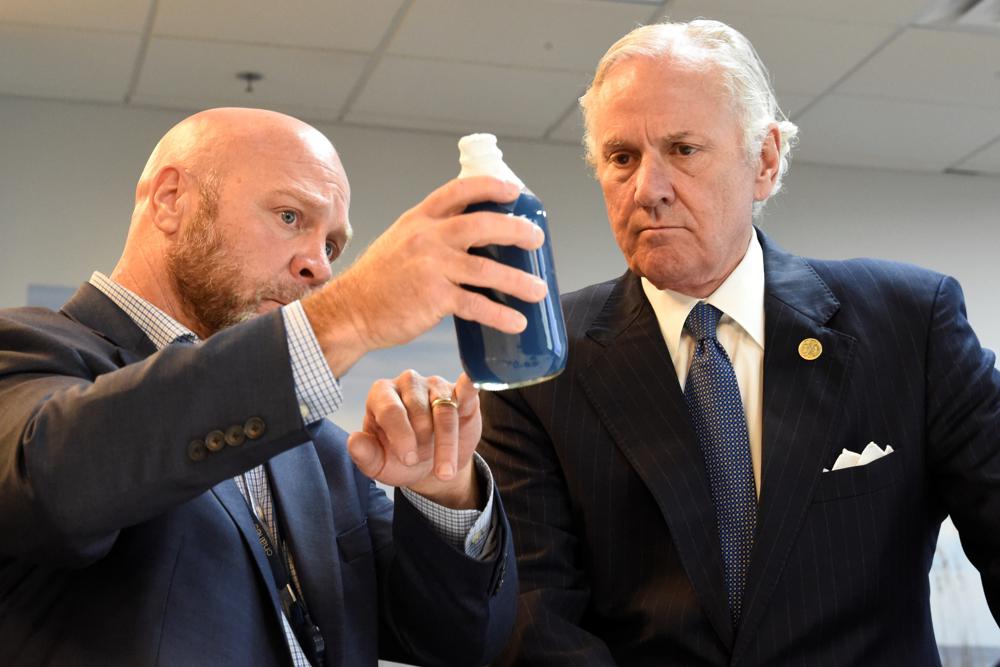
924,275 -> 1000,623
0,310 -> 309,565
379,477 -> 517,667
478,387 -> 617,666
350,371 -> 517,666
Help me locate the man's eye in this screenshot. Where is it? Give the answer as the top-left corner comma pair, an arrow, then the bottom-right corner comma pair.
676,145 -> 697,156
609,153 -> 631,166
280,210 -> 298,225
325,240 -> 337,260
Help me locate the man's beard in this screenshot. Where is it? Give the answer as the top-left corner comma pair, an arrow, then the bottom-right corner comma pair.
166,189 -> 307,336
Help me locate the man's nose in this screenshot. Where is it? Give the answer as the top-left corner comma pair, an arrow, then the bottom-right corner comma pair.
290,243 -> 333,286
634,156 -> 675,209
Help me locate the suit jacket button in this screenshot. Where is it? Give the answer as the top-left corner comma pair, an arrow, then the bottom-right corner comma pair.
188,440 -> 208,462
225,425 -> 246,447
205,430 -> 226,452
244,417 -> 266,440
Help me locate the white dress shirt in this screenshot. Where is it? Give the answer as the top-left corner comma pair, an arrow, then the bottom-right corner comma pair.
641,229 -> 766,495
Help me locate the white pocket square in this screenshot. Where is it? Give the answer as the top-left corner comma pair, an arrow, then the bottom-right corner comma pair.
823,441 -> 894,473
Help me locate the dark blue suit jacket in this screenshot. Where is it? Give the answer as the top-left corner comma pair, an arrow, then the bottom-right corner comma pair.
480,230 -> 1000,666
0,284 -> 517,666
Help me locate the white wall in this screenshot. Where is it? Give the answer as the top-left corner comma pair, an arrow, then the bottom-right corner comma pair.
0,95 -> 614,313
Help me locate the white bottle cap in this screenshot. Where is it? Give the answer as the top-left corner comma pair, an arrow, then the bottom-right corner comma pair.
457,133 -> 524,189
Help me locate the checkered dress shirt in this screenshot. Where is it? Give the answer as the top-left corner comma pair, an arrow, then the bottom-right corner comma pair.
89,272 -> 497,666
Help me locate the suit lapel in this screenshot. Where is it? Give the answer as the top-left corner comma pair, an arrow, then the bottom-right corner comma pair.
268,443 -> 346,665
578,272 -> 735,648
211,480 -> 285,617
732,232 -> 857,661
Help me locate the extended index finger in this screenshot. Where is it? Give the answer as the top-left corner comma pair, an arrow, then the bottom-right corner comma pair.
367,379 -> 418,459
420,176 -> 521,219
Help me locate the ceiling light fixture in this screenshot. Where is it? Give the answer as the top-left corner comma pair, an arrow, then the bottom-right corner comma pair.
236,71 -> 263,93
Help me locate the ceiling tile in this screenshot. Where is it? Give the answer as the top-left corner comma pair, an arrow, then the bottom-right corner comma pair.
548,106 -> 586,144
837,27 -> 1000,109
793,94 -> 999,172
153,0 -> 406,52
777,92 -> 815,118
389,0 -> 656,70
665,2 -> 896,95
662,0 -> 929,26
955,137 -> 1000,175
132,37 -> 369,120
347,56 -> 590,137
0,0 -> 149,32
0,25 -> 138,102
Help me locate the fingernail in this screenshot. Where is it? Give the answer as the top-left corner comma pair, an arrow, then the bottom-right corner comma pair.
404,451 -> 419,466
437,463 -> 455,479
533,226 -> 545,243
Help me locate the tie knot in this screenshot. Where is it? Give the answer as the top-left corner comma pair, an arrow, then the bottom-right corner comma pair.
684,302 -> 722,341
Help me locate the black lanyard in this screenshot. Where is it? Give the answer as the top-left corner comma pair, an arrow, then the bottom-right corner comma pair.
241,472 -> 326,667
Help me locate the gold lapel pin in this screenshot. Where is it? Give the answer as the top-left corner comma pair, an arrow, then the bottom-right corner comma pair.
798,338 -> 822,361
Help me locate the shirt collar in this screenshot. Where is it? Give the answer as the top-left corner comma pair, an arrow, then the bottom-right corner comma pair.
641,227 -> 766,355
88,272 -> 197,350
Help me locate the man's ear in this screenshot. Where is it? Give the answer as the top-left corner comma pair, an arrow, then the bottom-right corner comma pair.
753,124 -> 781,202
148,166 -> 189,235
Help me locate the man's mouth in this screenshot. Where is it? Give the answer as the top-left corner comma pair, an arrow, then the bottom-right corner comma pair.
638,225 -> 684,234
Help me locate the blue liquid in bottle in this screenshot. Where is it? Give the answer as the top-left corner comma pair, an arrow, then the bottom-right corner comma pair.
453,134 -> 568,390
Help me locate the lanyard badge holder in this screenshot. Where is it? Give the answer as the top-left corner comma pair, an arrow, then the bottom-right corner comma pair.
242,472 -> 326,666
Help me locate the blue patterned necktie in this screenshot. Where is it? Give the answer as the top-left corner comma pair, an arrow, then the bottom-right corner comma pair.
683,302 -> 757,626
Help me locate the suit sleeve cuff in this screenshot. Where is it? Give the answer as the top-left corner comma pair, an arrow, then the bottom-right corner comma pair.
398,453 -> 498,559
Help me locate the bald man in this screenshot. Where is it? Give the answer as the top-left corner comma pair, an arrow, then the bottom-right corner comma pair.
0,108 -> 536,666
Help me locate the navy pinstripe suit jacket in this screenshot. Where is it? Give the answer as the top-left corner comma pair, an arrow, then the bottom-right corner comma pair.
480,230 -> 1000,666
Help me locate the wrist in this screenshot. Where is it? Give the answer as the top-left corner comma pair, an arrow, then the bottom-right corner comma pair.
301,277 -> 371,377
407,462 -> 482,510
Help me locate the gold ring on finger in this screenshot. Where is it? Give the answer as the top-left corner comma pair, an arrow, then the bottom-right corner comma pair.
431,396 -> 459,410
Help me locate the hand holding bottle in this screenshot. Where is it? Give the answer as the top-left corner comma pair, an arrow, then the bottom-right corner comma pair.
301,175 -> 548,378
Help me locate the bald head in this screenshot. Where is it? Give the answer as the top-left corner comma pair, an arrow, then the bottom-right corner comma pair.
134,108 -> 342,214
113,107 -> 352,338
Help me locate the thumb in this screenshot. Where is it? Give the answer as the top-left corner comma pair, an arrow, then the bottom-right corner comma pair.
348,431 -> 386,478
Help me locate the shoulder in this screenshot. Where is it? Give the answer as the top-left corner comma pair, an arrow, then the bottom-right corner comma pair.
775,253 -> 969,345
759,229 -> 949,312
560,274 -> 626,331
562,276 -> 618,308
804,256 -> 950,316
0,306 -> 117,377
0,305 -> 85,350
1,305 -> 69,329
805,255 -> 945,293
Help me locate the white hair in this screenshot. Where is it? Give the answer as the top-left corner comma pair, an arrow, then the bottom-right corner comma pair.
579,19 -> 799,216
